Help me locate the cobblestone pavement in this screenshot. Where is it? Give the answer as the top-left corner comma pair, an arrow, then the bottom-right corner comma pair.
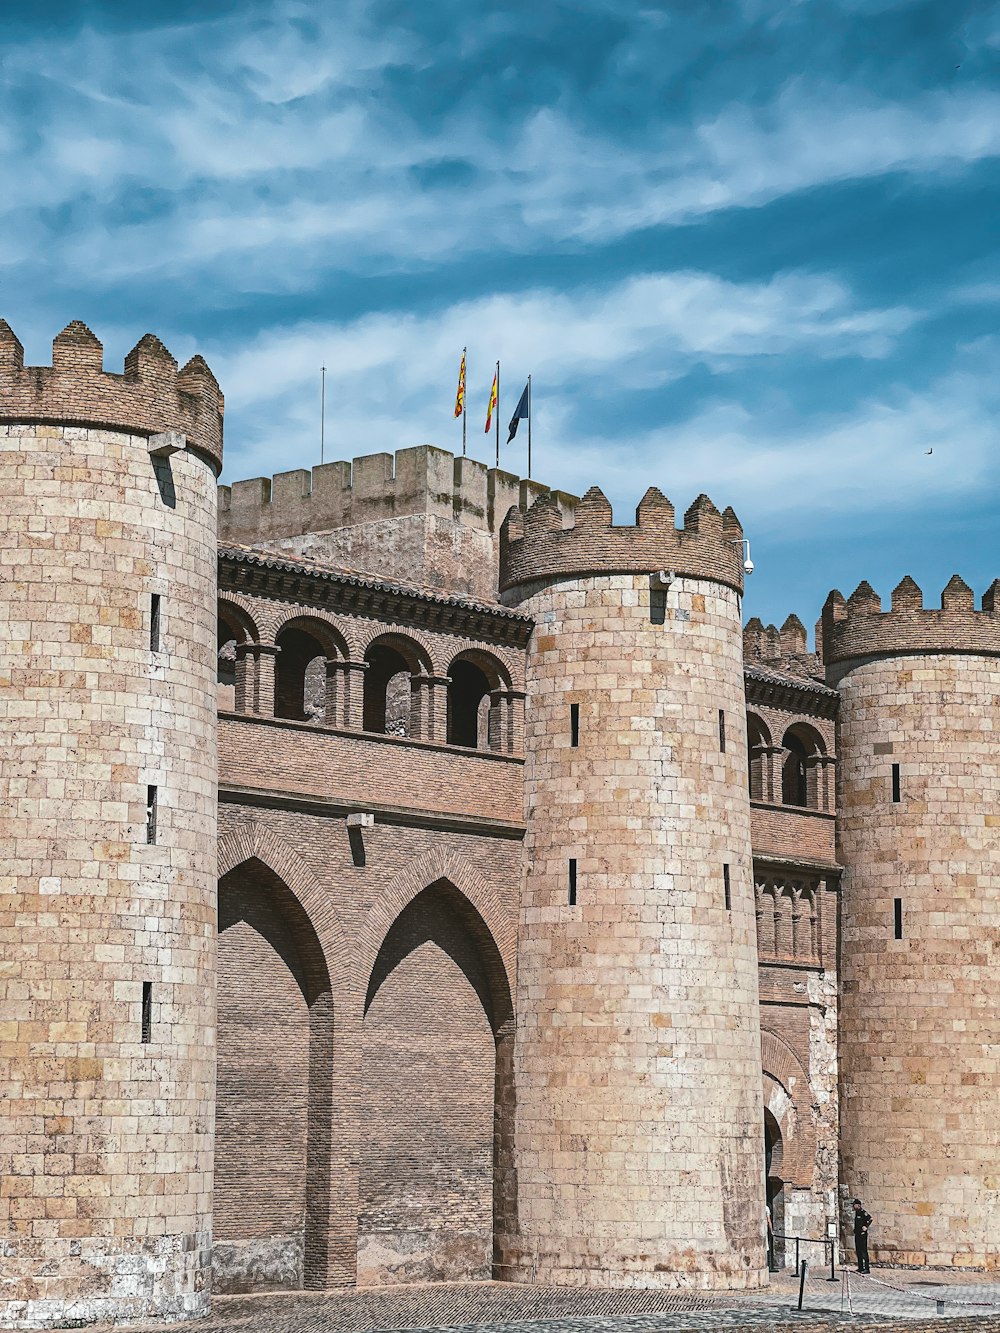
165,1276 -> 1000,1333
750,1268 -> 1000,1322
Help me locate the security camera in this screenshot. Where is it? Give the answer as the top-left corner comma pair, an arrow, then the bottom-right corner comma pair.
744,557 -> 754,576
738,538 -> 754,576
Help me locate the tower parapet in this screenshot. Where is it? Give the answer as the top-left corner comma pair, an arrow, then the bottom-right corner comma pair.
220,446 -> 563,600
500,484 -> 744,592
219,445 -> 554,542
0,319 -> 224,473
821,575 -> 1000,669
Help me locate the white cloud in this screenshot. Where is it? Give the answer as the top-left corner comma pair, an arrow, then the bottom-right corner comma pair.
2,10 -> 999,289
182,269 -> 945,526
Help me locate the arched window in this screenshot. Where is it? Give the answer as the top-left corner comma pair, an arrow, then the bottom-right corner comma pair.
746,713 -> 772,802
781,733 -> 808,807
448,661 -> 491,748
217,601 -> 259,714
446,650 -> 512,751
780,723 -> 826,809
275,627 -> 328,723
217,616 -> 238,711
363,637 -> 426,736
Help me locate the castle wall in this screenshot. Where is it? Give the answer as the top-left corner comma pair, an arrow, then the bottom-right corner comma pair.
503,567 -> 766,1289
261,516 -> 499,602
0,423 -> 218,1327
833,645 -> 1000,1268
218,447 -> 566,601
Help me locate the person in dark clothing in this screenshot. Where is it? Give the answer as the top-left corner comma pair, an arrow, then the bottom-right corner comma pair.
853,1198 -> 872,1273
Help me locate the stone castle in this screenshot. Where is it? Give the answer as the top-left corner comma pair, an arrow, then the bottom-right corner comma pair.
2,321 -> 997,1327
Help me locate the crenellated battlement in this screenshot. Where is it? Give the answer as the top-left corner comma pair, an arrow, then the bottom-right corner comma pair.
822,574 -> 1000,665
744,613 -> 808,661
499,484 -> 744,593
0,319 -> 224,472
218,444 -> 558,543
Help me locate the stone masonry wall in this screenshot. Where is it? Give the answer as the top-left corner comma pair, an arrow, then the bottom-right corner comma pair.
0,425 -> 218,1327
502,572 -> 766,1289
834,651 -> 1000,1268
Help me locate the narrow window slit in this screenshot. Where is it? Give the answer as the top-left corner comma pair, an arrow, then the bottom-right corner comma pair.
570,703 -> 580,748
891,764 -> 901,803
723,863 -> 732,912
719,708 -> 726,753
150,594 -> 161,652
146,786 -> 158,845
568,858 -> 577,907
141,982 -> 152,1044
893,898 -> 903,940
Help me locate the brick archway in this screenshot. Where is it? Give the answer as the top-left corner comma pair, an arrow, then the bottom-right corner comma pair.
217,821 -> 347,984
357,848 -> 516,1008
760,1029 -> 815,1189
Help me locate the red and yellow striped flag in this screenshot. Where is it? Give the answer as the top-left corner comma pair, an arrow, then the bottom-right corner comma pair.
453,349 -> 466,418
484,368 -> 498,434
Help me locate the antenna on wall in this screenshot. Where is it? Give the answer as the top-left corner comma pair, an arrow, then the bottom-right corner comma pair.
320,365 -> 326,465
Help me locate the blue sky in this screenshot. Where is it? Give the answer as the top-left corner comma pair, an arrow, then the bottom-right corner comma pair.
2,0 -> 999,629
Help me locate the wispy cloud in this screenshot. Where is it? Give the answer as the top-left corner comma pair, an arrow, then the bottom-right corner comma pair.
2,0 -> 997,624
200,270 -> 917,478
3,10 -> 999,293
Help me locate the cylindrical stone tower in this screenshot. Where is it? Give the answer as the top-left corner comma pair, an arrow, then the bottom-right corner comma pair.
0,320 -> 223,1326
498,485 -> 766,1289
825,575 -> 1000,1269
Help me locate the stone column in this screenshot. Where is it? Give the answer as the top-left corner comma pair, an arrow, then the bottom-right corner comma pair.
488,688 -> 525,754
233,641 -> 255,714
243,641 -> 279,718
411,674 -> 450,743
326,659 -> 367,731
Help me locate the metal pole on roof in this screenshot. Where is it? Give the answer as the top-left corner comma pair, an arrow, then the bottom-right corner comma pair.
320,365 -> 326,465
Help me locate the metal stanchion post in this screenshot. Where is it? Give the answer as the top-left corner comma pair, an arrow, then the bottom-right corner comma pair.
798,1260 -> 808,1311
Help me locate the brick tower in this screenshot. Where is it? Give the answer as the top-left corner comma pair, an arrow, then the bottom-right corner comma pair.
498,486 -> 767,1289
0,321 -> 223,1326
824,576 -> 1000,1268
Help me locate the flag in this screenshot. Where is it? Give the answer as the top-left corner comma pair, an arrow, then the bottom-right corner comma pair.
453,349 -> 466,418
485,369 -> 498,434
507,380 -> 529,443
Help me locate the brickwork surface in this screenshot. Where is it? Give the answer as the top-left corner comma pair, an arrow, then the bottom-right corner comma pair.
0,424 -> 219,1326
214,803 -> 522,1294
502,570 -> 765,1289
834,649 -> 1000,1267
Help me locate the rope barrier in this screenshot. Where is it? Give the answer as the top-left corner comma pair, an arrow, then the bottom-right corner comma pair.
844,1268 -> 1000,1311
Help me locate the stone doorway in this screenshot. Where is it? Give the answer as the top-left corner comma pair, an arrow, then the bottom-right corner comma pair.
764,1108 -> 785,1270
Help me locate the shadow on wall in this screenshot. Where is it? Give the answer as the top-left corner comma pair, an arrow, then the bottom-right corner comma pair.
359,880 -> 514,1286
214,860 -> 333,1294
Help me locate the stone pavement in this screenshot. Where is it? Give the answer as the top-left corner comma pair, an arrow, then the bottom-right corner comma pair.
137,1276 -> 1000,1333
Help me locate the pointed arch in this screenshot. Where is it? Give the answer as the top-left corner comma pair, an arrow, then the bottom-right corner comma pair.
760,1029 -> 815,1188
356,855 -> 517,1285
358,848 -> 515,1003
217,821 -> 347,982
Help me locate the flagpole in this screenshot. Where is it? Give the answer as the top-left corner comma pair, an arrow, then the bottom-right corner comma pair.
495,359 -> 500,468
320,365 -> 326,464
527,373 -> 532,479
462,347 -> 467,456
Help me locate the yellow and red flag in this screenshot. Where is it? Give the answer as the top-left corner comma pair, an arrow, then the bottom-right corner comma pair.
453,348 -> 466,418
485,367 -> 498,434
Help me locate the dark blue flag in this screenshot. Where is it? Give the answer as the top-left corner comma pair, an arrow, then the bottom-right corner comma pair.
507,381 -> 529,443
